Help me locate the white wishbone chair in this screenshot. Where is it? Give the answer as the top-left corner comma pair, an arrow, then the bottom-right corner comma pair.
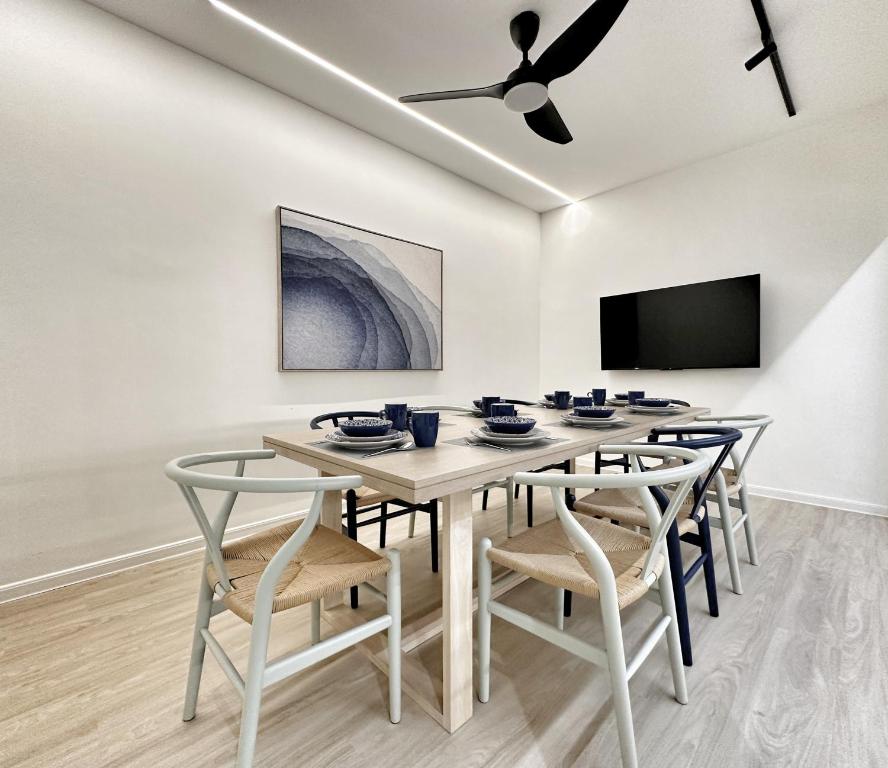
693,414 -> 773,594
165,450 -> 401,768
477,444 -> 710,768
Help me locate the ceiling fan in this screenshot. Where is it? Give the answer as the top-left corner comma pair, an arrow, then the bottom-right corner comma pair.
398,0 -> 629,145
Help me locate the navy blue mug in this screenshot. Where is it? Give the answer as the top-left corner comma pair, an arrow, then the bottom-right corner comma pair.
380,403 -> 408,431
410,411 -> 439,448
628,390 -> 645,405
480,396 -> 502,417
489,402 -> 516,417
553,390 -> 571,410
573,396 -> 594,408
590,388 -> 606,406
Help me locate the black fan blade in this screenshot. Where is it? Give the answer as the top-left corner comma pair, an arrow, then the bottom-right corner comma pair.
524,100 -> 572,144
533,0 -> 629,84
399,83 -> 505,104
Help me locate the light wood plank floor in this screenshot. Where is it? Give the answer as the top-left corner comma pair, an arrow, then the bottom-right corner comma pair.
1,491 -> 886,768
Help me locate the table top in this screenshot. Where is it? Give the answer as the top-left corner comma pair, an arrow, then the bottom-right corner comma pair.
264,405 -> 709,502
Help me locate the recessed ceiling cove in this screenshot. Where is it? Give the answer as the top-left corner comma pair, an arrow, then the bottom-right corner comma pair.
89,0 -> 888,211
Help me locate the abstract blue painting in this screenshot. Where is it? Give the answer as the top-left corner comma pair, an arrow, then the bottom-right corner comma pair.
278,207 -> 443,370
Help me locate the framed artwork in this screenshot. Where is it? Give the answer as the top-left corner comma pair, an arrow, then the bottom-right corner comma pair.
277,207 -> 443,371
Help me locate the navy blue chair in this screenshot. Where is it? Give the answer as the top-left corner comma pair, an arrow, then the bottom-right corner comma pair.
573,425 -> 742,666
310,411 -> 438,608
593,399 -> 692,474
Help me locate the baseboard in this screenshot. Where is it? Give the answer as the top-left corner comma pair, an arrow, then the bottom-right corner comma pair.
575,457 -> 886,517
745,485 -> 887,517
0,506 -> 310,606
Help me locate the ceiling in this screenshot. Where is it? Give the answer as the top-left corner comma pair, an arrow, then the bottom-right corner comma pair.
89,0 -> 888,211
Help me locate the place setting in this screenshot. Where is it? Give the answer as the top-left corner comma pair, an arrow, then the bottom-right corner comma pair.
318,402 -> 445,457
466,414 -> 555,451
559,404 -> 629,429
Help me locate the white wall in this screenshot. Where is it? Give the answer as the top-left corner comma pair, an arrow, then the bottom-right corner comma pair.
0,0 -> 540,586
540,100 -> 888,513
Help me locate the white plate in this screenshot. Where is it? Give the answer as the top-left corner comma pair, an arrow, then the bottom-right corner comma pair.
560,415 -> 628,429
561,414 -> 625,424
479,425 -> 546,439
324,433 -> 408,450
565,413 -> 621,423
328,429 -> 407,443
470,428 -> 551,446
626,404 -> 681,415
605,398 -> 629,407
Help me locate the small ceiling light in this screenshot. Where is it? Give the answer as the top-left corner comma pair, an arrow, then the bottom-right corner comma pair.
207,0 -> 575,206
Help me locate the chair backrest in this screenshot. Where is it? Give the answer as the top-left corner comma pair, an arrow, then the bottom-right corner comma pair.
692,414 -> 772,482
513,444 -> 710,596
646,426 -> 743,521
309,411 -> 381,430
165,449 -> 361,601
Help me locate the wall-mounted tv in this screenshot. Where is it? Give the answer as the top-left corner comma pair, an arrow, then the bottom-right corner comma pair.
600,274 -> 760,370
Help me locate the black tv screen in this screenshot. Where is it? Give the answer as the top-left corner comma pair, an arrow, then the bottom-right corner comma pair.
600,274 -> 760,370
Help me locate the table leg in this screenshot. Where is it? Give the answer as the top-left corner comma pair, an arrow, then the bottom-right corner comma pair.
442,488 -> 473,732
567,457 -> 577,510
320,471 -> 344,608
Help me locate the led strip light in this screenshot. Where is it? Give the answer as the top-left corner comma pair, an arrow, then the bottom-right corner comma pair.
208,0 -> 576,206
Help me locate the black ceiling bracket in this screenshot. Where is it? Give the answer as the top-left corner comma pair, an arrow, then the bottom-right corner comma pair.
745,0 -> 796,117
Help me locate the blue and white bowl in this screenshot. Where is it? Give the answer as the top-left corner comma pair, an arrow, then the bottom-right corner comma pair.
573,406 -> 616,419
636,398 -> 671,408
338,418 -> 393,437
484,416 -> 537,434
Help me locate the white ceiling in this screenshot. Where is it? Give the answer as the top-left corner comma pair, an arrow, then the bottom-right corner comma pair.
89,0 -> 888,211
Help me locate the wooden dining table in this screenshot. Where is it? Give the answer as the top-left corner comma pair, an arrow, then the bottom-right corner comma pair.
263,403 -> 708,733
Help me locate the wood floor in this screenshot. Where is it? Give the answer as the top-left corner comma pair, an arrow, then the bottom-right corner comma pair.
1,492 -> 886,768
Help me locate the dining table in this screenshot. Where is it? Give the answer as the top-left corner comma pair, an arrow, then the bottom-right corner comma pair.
263,403 -> 709,733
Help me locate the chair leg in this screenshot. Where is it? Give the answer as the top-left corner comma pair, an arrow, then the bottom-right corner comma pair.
386,550 -> 402,724
379,502 -> 388,549
715,477 -> 743,595
236,611 -> 272,768
594,452 -> 602,473
526,484 -> 534,528
666,523 -> 693,666
482,489 -> 489,510
310,599 -> 321,645
699,511 -> 720,618
657,565 -> 688,704
505,478 -> 514,538
514,483 -> 520,499
563,590 -> 572,617
600,592 -> 638,768
346,491 -> 359,610
183,571 -> 214,721
739,484 -> 760,565
555,588 -> 565,631
477,538 -> 492,703
408,510 -> 416,538
429,500 -> 439,573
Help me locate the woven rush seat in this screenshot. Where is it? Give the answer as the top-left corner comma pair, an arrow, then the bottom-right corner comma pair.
574,488 -> 699,535
353,485 -> 394,508
487,515 -> 664,610
207,520 -> 390,623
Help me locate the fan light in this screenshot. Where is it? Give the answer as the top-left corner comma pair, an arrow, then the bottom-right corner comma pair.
206,0 -> 575,206
503,82 -> 549,113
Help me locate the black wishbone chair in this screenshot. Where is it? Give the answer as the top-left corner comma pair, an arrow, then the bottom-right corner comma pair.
573,426 -> 742,666
310,411 -> 438,608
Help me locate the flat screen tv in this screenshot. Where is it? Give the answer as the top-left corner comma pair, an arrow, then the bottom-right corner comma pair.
600,274 -> 760,370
